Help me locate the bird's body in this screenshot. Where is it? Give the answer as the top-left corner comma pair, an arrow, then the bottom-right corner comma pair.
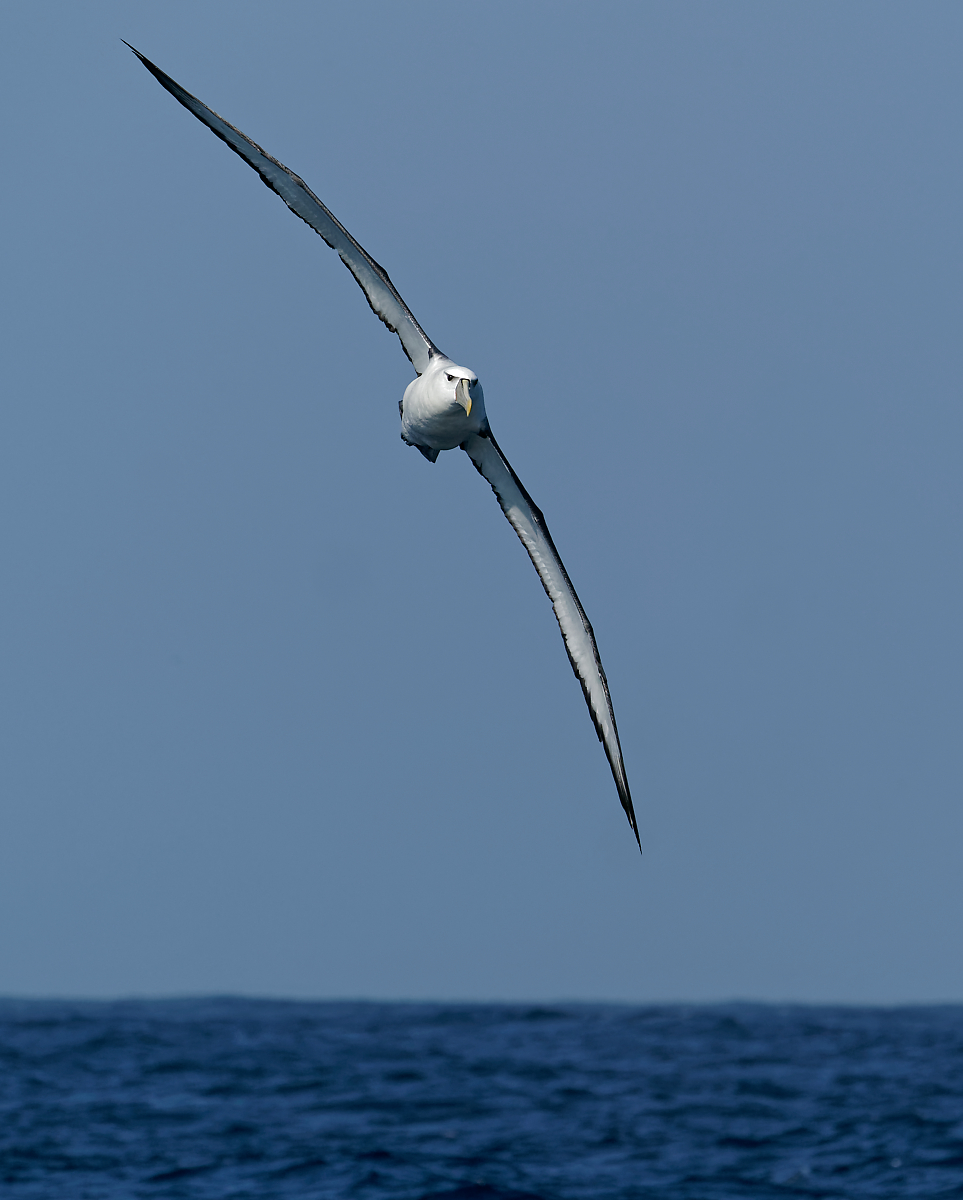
126,44 -> 641,851
401,358 -> 486,460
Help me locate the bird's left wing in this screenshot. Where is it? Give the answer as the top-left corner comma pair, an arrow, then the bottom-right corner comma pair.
125,44 -> 441,375
462,432 -> 640,850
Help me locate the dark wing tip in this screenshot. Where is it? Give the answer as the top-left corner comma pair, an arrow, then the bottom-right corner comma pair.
122,42 -> 187,100
620,781 -> 643,855
121,40 -> 148,63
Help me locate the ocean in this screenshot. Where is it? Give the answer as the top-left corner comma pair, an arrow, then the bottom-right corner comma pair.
1,999 -> 961,1198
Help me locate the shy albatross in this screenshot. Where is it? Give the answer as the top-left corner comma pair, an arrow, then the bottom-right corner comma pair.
126,45 -> 641,851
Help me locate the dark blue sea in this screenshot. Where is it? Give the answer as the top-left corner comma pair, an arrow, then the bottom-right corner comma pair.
1,1000 -> 962,1199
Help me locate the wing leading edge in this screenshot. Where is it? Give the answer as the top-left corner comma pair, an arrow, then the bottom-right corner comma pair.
462,433 -> 640,850
125,44 -> 440,374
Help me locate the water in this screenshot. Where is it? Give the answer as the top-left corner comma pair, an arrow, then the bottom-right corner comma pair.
1,1000 -> 962,1199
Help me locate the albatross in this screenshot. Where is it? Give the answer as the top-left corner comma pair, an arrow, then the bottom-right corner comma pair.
126,44 -> 641,851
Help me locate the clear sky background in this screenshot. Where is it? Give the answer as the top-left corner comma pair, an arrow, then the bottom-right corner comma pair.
1,1 -> 961,1003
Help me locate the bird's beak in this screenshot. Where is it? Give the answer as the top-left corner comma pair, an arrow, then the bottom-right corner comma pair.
455,377 -> 472,417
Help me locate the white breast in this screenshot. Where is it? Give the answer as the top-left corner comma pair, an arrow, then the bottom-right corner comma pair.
401,359 -> 486,452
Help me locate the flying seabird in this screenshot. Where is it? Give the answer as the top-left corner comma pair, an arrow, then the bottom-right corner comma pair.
126,45 -> 641,851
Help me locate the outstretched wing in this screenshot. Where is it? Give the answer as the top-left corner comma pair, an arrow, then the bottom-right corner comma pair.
125,44 -> 441,375
462,432 -> 640,850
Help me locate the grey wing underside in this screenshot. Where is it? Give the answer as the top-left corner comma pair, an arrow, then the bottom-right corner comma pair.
462,433 -> 640,851
125,44 -> 441,375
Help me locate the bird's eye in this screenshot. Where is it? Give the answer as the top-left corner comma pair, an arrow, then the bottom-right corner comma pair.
446,374 -> 455,382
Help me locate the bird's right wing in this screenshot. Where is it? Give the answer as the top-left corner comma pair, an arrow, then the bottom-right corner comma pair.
125,44 -> 441,375
462,432 -> 640,849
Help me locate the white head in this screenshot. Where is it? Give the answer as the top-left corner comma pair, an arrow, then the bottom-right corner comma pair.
427,355 -> 485,423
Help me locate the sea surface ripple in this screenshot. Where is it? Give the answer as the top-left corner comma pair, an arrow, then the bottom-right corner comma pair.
1,999 -> 962,1198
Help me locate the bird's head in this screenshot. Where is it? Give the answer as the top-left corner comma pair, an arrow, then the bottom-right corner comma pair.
429,357 -> 484,421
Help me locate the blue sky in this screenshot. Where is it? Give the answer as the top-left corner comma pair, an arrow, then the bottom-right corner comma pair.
1,0 -> 961,1002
